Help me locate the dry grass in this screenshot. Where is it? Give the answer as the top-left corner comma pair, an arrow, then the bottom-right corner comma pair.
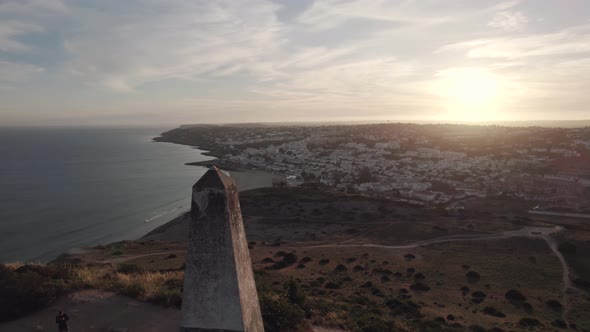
1,261 -> 184,323
70,264 -> 184,304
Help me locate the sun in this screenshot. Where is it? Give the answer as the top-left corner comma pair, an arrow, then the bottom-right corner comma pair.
434,67 -> 503,122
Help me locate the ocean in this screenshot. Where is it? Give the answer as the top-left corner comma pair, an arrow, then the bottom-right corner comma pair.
0,127 -> 271,263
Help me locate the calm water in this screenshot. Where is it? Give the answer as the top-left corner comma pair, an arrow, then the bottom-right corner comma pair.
0,127 -> 271,263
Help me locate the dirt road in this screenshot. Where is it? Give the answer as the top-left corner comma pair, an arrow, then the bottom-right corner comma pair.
305,225 -> 576,325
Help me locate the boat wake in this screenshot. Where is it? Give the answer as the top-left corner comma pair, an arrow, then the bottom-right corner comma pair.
144,206 -> 183,223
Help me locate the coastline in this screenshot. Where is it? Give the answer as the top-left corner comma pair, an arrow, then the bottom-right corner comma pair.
153,129 -> 264,173
185,159 -> 248,172
44,130 -> 278,264
0,127 -> 214,264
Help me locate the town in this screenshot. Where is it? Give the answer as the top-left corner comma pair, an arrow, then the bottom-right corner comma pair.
157,123 -> 590,212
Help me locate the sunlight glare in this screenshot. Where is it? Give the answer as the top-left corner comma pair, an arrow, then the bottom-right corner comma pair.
435,67 -> 503,122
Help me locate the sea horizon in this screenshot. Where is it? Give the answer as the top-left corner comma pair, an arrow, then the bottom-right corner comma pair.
2,118 -> 590,129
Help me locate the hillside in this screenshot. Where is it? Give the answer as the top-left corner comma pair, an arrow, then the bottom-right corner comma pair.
3,185 -> 590,331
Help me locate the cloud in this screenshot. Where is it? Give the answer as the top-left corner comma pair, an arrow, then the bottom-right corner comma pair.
437,24 -> 590,58
0,21 -> 43,52
0,60 -> 44,81
0,0 -> 67,15
488,11 -> 528,32
297,0 -> 451,31
1,0 -> 590,124
62,0 -> 283,91
488,1 -> 521,12
0,1 -> 67,53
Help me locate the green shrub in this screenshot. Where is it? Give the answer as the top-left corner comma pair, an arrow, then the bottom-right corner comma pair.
300,257 -> 312,263
269,253 -> 298,270
522,302 -> 533,313
471,291 -> 486,304
355,313 -> 390,332
546,299 -> 563,311
120,283 -> 145,298
482,306 -> 505,318
552,319 -> 567,328
371,287 -> 385,297
269,261 -> 288,270
283,253 -> 298,265
404,253 -> 416,261
519,317 -> 542,327
385,298 -> 422,319
260,294 -> 305,332
409,282 -> 430,292
325,282 -> 341,289
466,271 -> 481,283
557,242 -> 577,254
0,265 -> 62,321
0,264 -> 72,322
117,264 -> 144,274
505,289 -> 526,302
469,325 -> 486,332
413,319 -> 445,332
285,278 -> 306,307
361,281 -> 373,288
334,264 -> 348,272
572,278 -> 590,290
152,288 -> 182,307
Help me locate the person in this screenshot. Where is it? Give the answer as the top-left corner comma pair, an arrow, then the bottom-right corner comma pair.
55,310 -> 69,332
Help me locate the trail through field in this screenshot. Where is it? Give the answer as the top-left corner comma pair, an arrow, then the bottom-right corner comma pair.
305,225 -> 576,326
542,233 -> 578,327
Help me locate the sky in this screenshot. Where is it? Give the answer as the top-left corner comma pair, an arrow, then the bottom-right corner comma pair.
0,0 -> 589,126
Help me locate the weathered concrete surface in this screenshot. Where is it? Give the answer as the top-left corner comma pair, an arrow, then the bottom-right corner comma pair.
180,167 -> 264,332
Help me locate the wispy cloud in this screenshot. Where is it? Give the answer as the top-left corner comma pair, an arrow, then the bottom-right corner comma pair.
0,21 -> 43,52
296,0 -> 452,31
438,24 -> 590,58
488,11 -> 528,32
0,60 -> 44,81
0,0 -> 589,124
62,1 -> 283,92
0,0 -> 67,15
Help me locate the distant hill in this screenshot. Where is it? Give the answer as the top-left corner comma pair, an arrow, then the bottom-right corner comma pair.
178,119 -> 590,129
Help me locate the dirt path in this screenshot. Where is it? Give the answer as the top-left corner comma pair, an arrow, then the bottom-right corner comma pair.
306,226 -> 562,249
542,233 -> 579,327
0,290 -> 181,332
303,225 -> 576,324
